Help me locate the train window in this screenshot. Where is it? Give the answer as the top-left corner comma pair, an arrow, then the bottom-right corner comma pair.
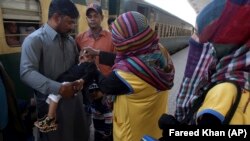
176,27 -> 178,36
155,23 -> 159,33
173,26 -> 176,37
161,24 -> 164,37
157,23 -> 161,37
86,0 -> 101,5
101,0 -> 109,10
164,25 -> 167,37
166,25 -> 169,37
1,0 -> 41,47
169,26 -> 172,37
86,0 -> 108,10
160,23 -> 164,37
159,23 -> 162,37
176,27 -> 179,36
165,25 -> 168,37
162,24 -> 165,37
172,26 -> 175,37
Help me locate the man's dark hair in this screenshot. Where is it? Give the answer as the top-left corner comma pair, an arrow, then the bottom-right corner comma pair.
48,0 -> 79,19
107,17 -> 116,25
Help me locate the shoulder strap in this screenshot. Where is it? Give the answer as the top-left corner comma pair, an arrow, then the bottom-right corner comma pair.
222,80 -> 241,124
180,80 -> 241,125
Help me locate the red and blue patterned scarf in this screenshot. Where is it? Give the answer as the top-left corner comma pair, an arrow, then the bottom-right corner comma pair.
111,11 -> 174,91
176,0 -> 250,122
197,0 -> 250,45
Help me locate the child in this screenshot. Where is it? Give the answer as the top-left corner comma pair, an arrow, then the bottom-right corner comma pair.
4,22 -> 20,46
107,17 -> 115,32
34,50 -> 97,132
87,82 -> 113,141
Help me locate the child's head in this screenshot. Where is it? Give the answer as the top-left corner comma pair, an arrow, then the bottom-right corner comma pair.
88,82 -> 103,100
5,22 -> 18,34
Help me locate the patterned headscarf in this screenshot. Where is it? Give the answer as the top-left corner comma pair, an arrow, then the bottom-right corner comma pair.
197,0 -> 250,45
175,0 -> 250,123
111,11 -> 174,91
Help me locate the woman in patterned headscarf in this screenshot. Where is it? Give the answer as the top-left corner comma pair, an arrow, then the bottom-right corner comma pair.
90,11 -> 174,141
175,0 -> 250,125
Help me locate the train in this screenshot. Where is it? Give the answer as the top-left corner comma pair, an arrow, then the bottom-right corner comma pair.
117,0 -> 194,54
0,0 -> 193,100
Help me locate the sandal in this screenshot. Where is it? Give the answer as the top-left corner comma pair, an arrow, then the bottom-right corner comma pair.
34,116 -> 57,132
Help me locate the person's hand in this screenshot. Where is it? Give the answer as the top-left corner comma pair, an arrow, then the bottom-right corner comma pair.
79,49 -> 95,63
71,79 -> 84,92
59,82 -> 75,98
83,47 -> 100,56
59,79 -> 84,98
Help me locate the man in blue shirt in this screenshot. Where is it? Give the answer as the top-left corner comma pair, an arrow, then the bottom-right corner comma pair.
20,0 -> 88,141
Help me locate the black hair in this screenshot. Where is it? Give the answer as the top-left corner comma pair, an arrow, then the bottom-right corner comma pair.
88,82 -> 99,94
107,17 -> 116,25
48,0 -> 79,19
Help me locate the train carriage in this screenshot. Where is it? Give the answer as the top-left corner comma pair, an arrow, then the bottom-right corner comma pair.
117,0 -> 193,54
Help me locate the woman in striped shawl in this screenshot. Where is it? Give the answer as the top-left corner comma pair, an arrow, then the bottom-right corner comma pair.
91,11 -> 174,141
